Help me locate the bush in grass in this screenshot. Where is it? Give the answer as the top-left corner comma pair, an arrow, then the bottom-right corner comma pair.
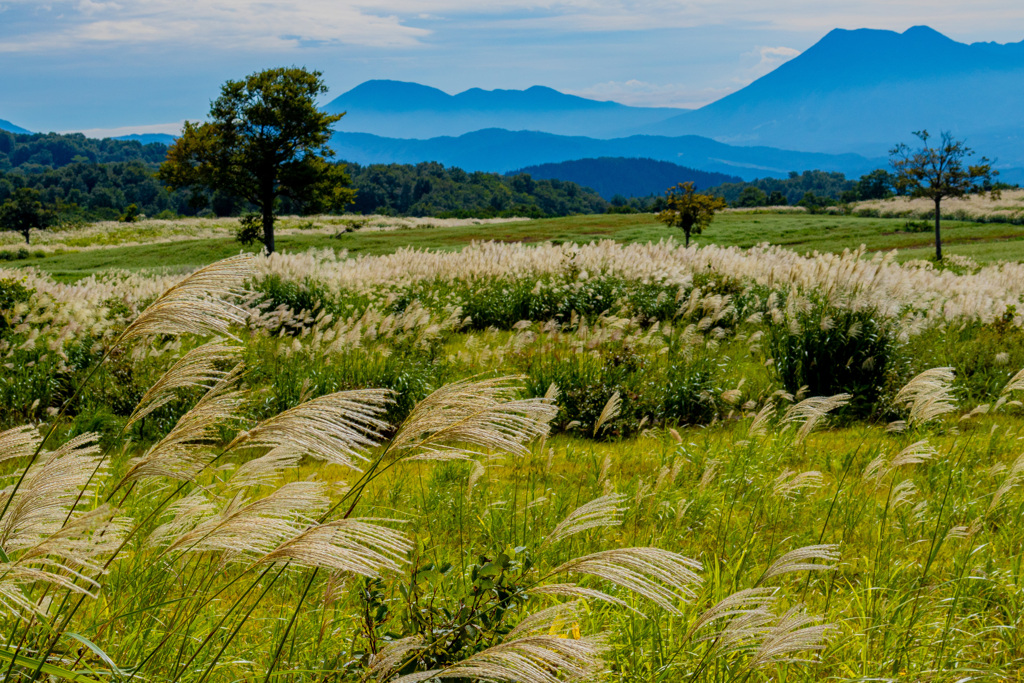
764,297 -> 897,417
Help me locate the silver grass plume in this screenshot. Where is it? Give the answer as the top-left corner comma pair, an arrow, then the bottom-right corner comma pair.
894,367 -> 957,427
119,365 -> 247,484
684,587 -> 777,644
226,448 -> 303,491
160,481 -> 328,559
363,635 -> 426,682
783,394 -> 851,444
772,470 -> 824,499
527,583 -> 631,612
0,433 -> 103,551
390,376 -> 555,460
388,634 -> 606,683
757,545 -> 839,585
745,605 -> 834,671
0,425 -> 41,466
994,367 -> 1024,411
226,388 -> 391,470
116,253 -> 255,342
257,517 -> 411,578
125,340 -> 242,429
593,392 -> 621,437
507,600 -> 587,639
545,493 -> 626,545
549,547 -> 702,615
862,439 -> 935,483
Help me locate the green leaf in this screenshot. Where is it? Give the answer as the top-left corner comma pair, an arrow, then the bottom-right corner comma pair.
64,632 -> 128,677
0,646 -> 104,682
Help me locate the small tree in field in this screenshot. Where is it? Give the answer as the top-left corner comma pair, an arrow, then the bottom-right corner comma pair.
890,130 -> 995,261
658,182 -> 727,247
158,67 -> 354,254
0,188 -> 53,244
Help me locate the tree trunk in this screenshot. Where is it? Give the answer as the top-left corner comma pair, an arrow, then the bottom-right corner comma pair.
684,229 -> 690,247
933,197 -> 942,261
22,229 -> 29,245
262,205 -> 275,254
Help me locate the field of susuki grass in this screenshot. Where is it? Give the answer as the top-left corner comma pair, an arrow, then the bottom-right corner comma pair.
4,208 -> 1024,281
2,228 -> 1024,680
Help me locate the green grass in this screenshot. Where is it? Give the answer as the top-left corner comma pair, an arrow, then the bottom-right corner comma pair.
13,212 -> 1024,281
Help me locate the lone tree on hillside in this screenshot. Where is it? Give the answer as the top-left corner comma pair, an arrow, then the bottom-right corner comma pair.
658,182 -> 727,247
890,130 -> 995,261
0,188 -> 54,244
158,67 -> 354,253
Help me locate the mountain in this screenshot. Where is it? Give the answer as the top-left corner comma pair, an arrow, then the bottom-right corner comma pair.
511,158 -> 742,199
642,26 -> 1024,165
324,80 -> 686,139
331,128 -> 886,181
0,119 -> 31,134
113,133 -> 178,145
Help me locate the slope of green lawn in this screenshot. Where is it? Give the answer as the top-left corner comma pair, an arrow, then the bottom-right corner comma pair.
12,212 -> 1024,281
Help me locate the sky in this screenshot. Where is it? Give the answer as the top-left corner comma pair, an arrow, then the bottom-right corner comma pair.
1,1 -> 1022,136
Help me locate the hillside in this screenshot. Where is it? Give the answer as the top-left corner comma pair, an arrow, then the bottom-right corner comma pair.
0,119 -> 31,134
644,26 -> 1024,168
324,79 -> 684,139
512,157 -> 742,198
331,128 -> 885,180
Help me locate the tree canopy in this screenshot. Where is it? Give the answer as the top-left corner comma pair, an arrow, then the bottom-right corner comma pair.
890,130 -> 995,260
158,67 -> 354,253
0,188 -> 53,244
657,182 -> 727,246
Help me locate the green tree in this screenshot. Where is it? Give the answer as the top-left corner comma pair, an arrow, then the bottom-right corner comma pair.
158,67 -> 354,253
890,130 -> 995,260
657,182 -> 727,247
0,187 -> 53,244
735,186 -> 767,208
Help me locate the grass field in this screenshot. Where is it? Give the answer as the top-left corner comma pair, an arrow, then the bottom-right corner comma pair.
3,214 -> 1024,680
6,210 -> 1024,281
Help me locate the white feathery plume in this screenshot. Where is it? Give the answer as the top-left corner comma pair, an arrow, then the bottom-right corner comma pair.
256,517 -> 411,578
546,493 -> 626,545
772,470 -> 824,499
226,448 -> 303,491
862,440 -> 935,483
745,606 -> 834,670
593,392 -> 621,437
994,368 -> 1024,411
120,366 -> 247,484
988,452 -> 1024,515
389,634 -> 606,683
527,583 -> 631,611
0,433 -> 102,552
549,548 -> 702,615
126,340 -> 242,429
226,388 -> 391,470
783,394 -> 851,444
390,376 -> 556,459
363,635 -> 426,683
161,481 -> 328,559
466,460 -> 486,500
894,367 -> 957,427
148,490 -> 218,546
757,545 -> 839,585
0,425 -> 41,465
507,600 -> 587,639
117,253 -> 255,342
684,587 -> 777,644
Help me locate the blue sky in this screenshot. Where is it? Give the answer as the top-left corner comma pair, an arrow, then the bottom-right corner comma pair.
1,1 -> 1022,135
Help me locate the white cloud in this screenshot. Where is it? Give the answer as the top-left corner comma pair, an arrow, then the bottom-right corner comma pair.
0,1 -> 430,52
64,121 -> 185,137
569,80 -> 736,109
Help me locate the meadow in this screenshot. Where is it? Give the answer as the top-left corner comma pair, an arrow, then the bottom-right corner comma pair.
1,215 -> 1024,681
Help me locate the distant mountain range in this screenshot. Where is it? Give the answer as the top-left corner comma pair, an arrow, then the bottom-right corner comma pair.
641,26 -> 1024,166
113,133 -> 178,146
324,80 -> 685,139
330,128 -> 885,181
0,119 -> 31,134
510,158 -> 742,199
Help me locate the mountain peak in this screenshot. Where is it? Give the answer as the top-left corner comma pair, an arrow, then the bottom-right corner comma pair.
0,119 -> 32,135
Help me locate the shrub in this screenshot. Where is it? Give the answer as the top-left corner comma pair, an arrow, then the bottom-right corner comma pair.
764,297 -> 897,417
